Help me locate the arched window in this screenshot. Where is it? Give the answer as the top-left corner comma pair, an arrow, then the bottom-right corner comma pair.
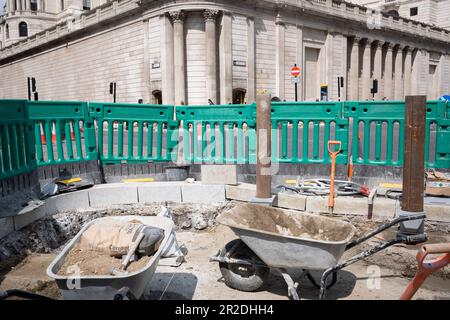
5,24 -> 9,39
19,22 -> 28,37
83,0 -> 91,10
386,10 -> 399,18
30,0 -> 37,12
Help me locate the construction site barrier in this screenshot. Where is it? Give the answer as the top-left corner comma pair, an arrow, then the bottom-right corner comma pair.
27,101 -> 97,166
0,99 -> 448,177
89,102 -> 178,164
0,100 -> 36,179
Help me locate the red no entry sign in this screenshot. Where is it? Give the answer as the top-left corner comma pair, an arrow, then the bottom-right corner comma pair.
291,66 -> 301,77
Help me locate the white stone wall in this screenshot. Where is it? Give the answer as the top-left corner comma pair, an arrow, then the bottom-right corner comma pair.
437,0 -> 450,29
0,21 -> 145,102
232,14 -> 247,91
255,15 -> 276,96
184,12 -> 206,105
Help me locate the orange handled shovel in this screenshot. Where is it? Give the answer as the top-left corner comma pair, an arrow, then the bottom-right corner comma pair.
400,243 -> 450,300
328,141 -> 342,215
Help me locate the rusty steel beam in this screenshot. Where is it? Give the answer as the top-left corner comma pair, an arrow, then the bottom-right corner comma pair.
255,94 -> 272,200
402,95 -> 426,213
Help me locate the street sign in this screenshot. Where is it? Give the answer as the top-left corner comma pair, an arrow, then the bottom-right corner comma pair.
291,66 -> 301,77
291,77 -> 300,84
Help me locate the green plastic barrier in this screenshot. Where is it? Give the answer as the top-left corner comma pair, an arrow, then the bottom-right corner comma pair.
344,100 -> 449,168
0,100 -> 36,179
89,102 -> 177,164
269,102 -> 349,164
27,101 -> 96,166
176,104 -> 255,164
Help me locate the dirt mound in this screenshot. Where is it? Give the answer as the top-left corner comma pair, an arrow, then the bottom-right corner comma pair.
57,244 -> 151,276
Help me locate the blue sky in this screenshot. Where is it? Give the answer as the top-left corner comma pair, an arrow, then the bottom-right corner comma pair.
0,0 -> 5,14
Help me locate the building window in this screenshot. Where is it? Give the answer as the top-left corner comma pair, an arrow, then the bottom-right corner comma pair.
61,0 -> 64,11
232,89 -> 247,104
30,0 -> 37,12
5,24 -> 9,39
19,22 -> 28,37
83,0 -> 91,10
152,90 -> 162,105
410,7 -> 418,16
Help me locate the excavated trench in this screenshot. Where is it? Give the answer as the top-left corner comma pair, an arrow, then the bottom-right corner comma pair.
0,200 -> 449,300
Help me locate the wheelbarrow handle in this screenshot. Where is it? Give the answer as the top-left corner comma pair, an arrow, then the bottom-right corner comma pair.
328,140 -> 342,155
420,243 -> 450,255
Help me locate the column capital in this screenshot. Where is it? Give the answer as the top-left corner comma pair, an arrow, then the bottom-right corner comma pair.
275,13 -> 284,26
203,9 -> 219,22
404,46 -> 414,53
352,36 -> 363,43
386,42 -> 395,50
373,40 -> 384,48
169,10 -> 185,24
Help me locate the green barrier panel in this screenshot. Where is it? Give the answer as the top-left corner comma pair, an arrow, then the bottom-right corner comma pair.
89,102 -> 177,164
269,102 -> 348,164
434,101 -> 450,168
0,100 -> 36,180
343,100 -> 448,168
27,101 -> 96,166
176,104 -> 255,164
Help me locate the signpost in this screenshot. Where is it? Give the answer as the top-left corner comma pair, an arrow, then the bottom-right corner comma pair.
291,64 -> 301,102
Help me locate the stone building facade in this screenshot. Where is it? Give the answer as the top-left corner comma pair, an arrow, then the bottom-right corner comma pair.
0,0 -> 449,104
350,0 -> 450,30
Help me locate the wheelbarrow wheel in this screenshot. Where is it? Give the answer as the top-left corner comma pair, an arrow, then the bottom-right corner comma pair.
219,239 -> 269,292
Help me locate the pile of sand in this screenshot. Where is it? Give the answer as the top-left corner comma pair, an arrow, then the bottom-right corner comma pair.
57,244 -> 151,276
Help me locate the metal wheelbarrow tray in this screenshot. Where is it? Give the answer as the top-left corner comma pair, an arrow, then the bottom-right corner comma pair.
47,215 -> 174,300
216,203 -> 355,270
211,203 -> 427,300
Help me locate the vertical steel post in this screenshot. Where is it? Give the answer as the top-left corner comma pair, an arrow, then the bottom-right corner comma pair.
253,94 -> 273,203
399,95 -> 426,235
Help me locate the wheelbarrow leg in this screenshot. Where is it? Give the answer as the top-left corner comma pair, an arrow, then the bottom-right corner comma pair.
277,268 -> 300,300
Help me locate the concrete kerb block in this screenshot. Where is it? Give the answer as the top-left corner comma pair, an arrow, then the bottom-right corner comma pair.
13,205 -> 46,231
181,183 -> 226,203
88,183 -> 138,207
0,217 -> 14,239
273,193 -> 307,211
201,165 -> 238,185
45,190 -> 90,215
138,182 -> 182,203
423,204 -> 450,223
225,183 -> 256,202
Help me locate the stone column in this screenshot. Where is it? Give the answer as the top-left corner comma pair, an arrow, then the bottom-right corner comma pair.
204,9 -> 219,104
161,13 -> 174,105
219,11 -> 233,104
276,15 -> 285,100
142,19 -> 151,103
373,40 -> 383,100
247,16 -> 256,103
348,36 -> 360,100
361,38 -> 371,100
7,0 -> 13,12
297,25 -> 303,101
404,47 -> 413,96
384,43 -> 394,100
394,45 -> 404,100
170,10 -> 186,105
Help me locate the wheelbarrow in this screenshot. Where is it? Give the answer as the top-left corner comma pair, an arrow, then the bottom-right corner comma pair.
46,215 -> 174,300
210,203 -> 427,300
